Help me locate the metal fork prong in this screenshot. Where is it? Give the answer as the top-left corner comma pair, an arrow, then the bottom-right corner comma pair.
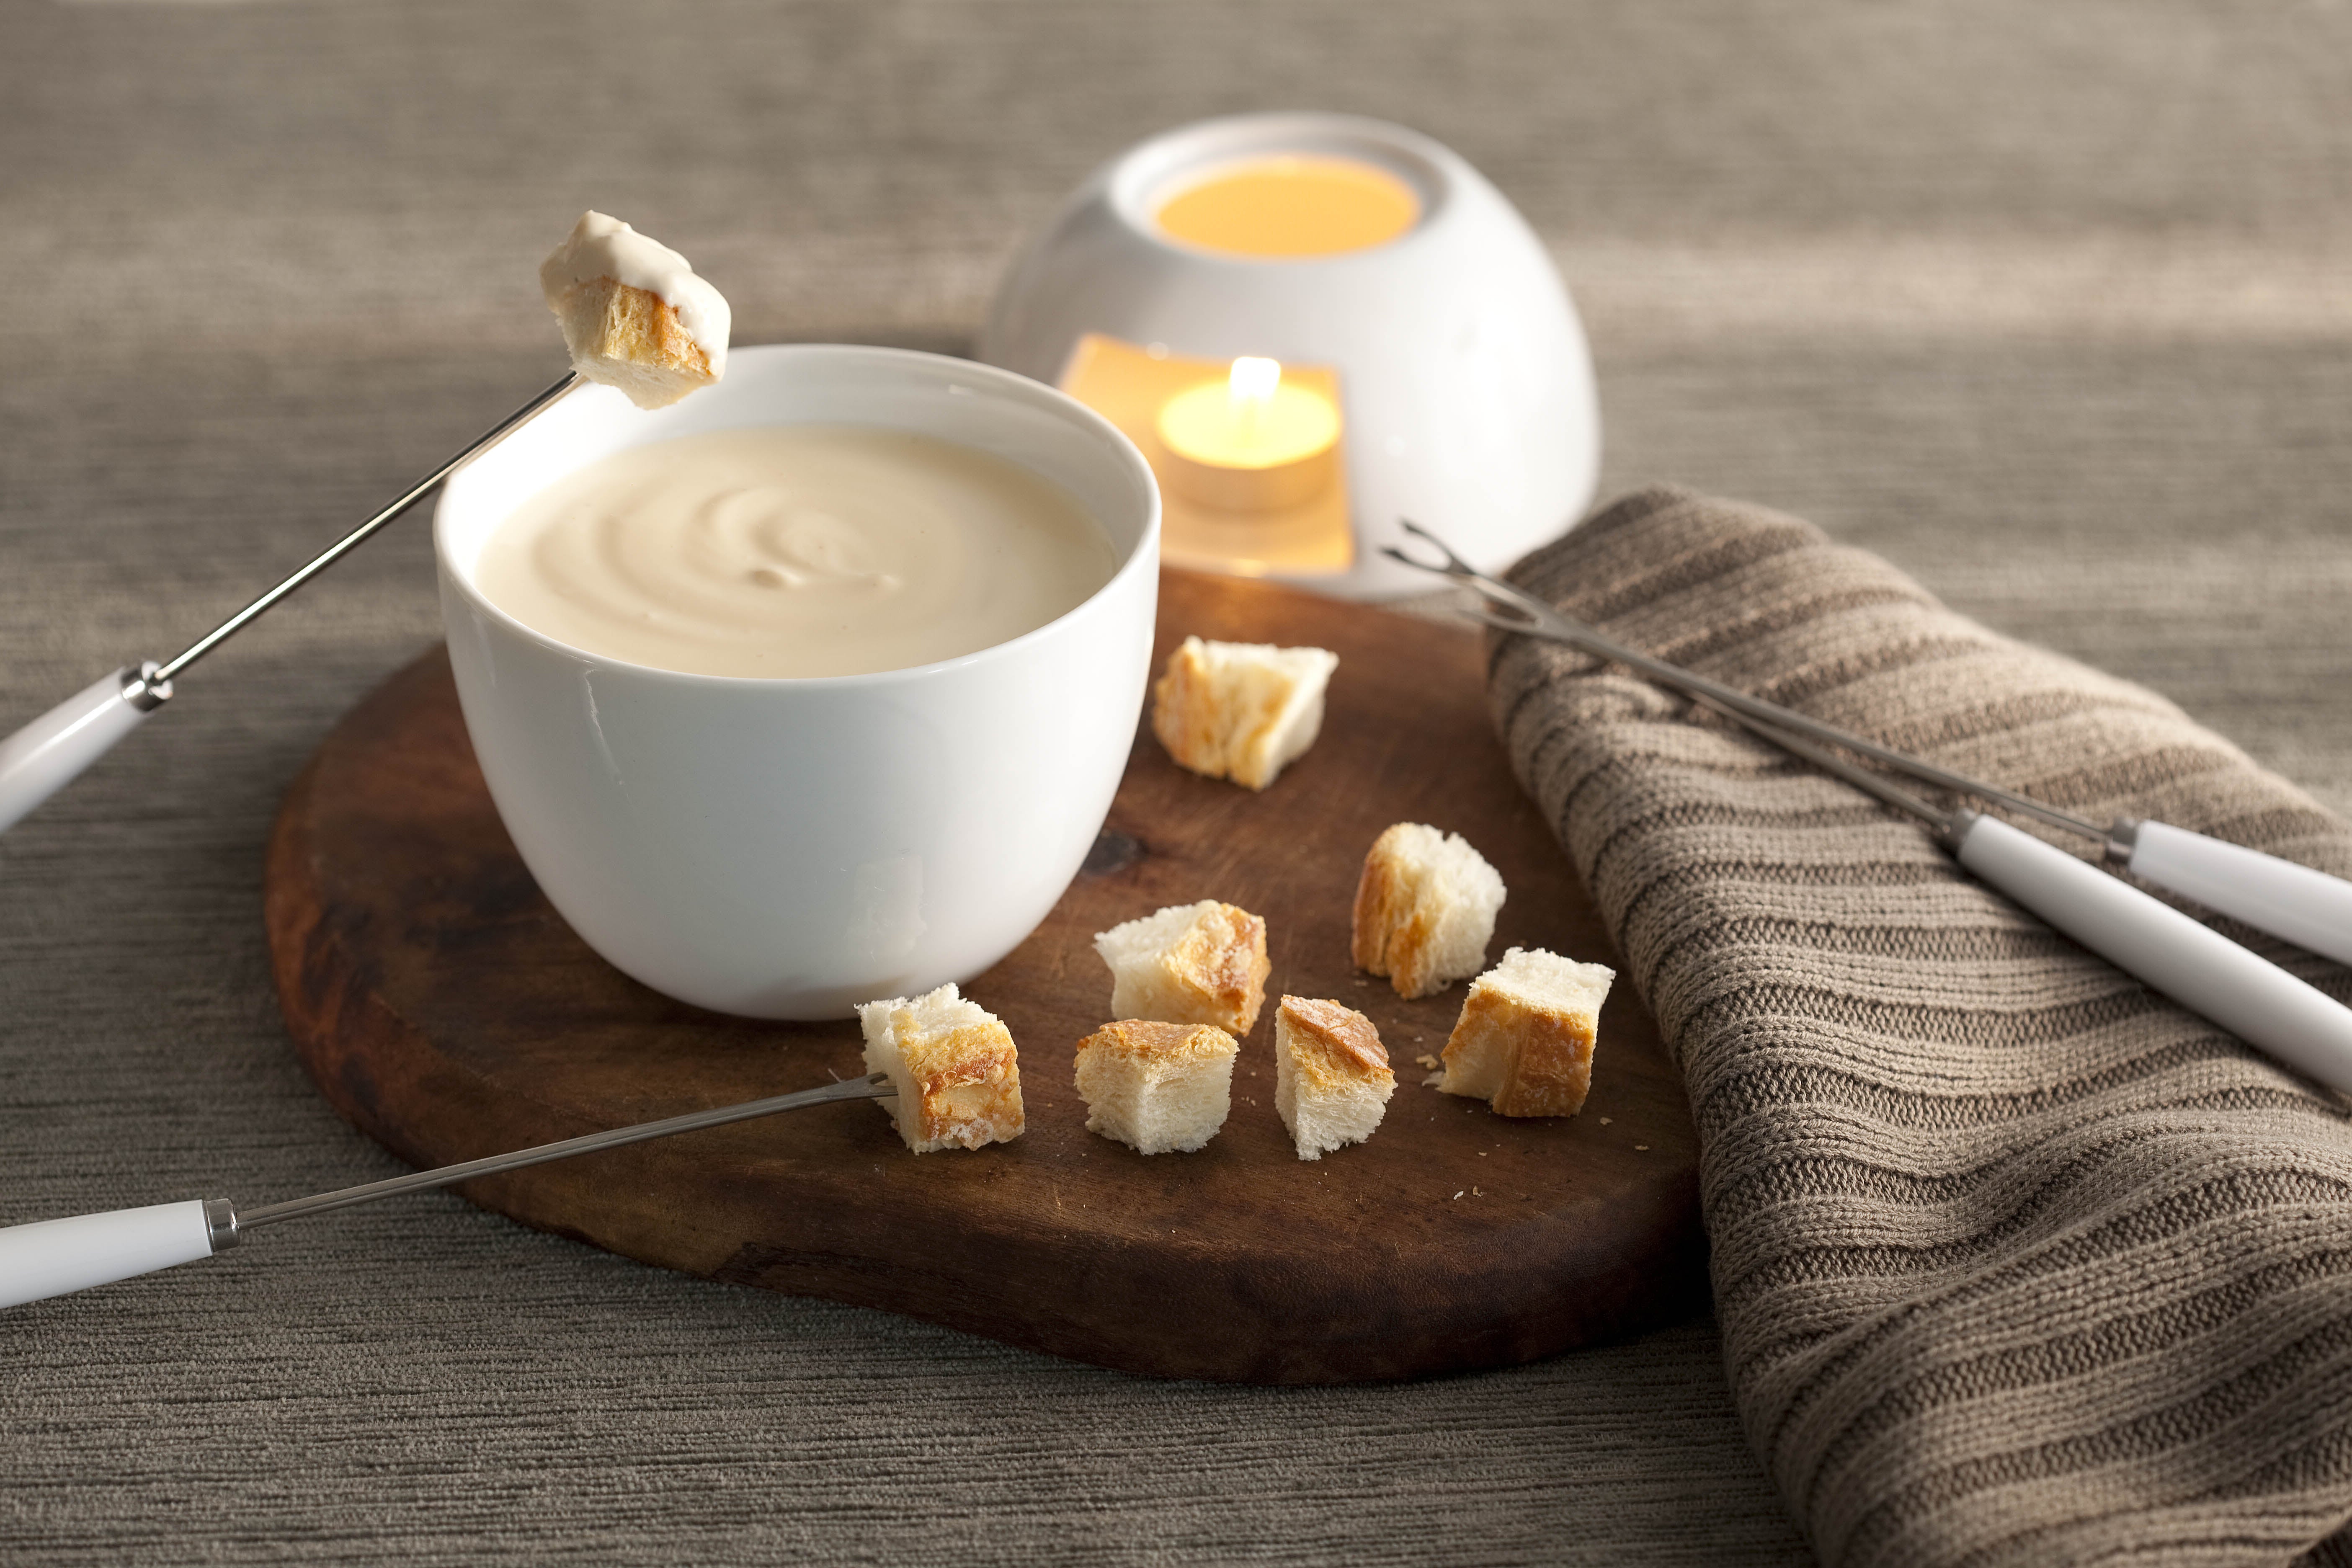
1382,520 -> 1470,576
1384,520 -> 2109,843
1387,522 -> 1562,629
1397,518 -> 1460,556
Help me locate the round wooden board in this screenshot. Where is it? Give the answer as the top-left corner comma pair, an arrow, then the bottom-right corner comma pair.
264,567 -> 1706,1384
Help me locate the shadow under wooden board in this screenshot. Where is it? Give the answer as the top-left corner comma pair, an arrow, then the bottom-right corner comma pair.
264,567 -> 1707,1384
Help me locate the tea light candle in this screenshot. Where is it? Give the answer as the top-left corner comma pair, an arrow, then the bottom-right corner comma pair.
1155,357 -> 1341,512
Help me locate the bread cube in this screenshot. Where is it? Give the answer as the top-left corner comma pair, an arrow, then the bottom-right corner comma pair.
857,983 -> 1025,1153
1073,1020 -> 1240,1154
1093,900 -> 1271,1034
1438,947 -> 1616,1118
546,275 -> 720,410
1274,995 -> 1395,1161
1351,822 -> 1507,999
540,212 -> 728,410
1152,635 -> 1339,790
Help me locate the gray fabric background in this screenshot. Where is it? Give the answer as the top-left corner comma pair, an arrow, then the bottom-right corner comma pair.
1,3 -> 2345,1563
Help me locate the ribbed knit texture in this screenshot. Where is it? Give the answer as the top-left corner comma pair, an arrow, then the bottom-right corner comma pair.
1492,486 -> 2352,1567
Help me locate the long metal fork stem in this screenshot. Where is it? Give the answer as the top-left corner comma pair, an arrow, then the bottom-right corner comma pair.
1384,521 -> 2106,843
1691,694 -> 1957,836
237,1071 -> 892,1231
152,371 -> 583,685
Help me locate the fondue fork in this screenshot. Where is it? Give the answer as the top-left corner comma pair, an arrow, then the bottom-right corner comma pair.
1385,523 -> 2352,1093
0,1070 -> 892,1310
0,371 -> 583,836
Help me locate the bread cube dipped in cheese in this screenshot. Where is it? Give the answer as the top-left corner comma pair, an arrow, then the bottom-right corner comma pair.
1351,822 -> 1506,999
1073,1020 -> 1240,1155
857,983 -> 1024,1153
1437,946 -> 1615,1118
1093,900 -> 1270,1035
1152,635 -> 1338,791
540,211 -> 730,410
1274,995 -> 1395,1161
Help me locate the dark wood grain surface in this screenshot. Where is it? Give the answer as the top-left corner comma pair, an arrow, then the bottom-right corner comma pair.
263,567 -> 1705,1383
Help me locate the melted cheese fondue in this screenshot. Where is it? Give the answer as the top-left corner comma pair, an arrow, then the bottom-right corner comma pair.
475,425 -> 1120,679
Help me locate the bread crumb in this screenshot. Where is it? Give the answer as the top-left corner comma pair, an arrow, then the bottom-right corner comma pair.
1635,1144 -> 1649,1151
1599,1117 -> 1612,1125
1452,1190 -> 1465,1200
1413,1053 -> 1442,1071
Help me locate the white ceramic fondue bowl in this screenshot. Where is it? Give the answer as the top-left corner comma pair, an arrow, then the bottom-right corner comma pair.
434,345 -> 1161,1019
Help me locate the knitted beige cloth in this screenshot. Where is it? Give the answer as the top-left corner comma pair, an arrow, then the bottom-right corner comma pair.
1490,486 -> 2352,1566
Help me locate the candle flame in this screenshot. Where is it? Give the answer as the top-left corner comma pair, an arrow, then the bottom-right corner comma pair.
1228,356 -> 1282,401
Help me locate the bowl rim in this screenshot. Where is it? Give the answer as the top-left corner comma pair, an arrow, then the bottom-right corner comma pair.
436,342 -> 1163,692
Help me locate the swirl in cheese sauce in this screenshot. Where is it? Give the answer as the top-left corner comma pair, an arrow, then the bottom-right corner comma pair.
475,425 -> 1119,679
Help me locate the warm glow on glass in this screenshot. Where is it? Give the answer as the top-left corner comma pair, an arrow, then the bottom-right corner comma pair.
1153,156 -> 1421,258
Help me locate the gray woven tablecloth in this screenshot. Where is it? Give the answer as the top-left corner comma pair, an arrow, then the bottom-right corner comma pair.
1493,487 -> 2352,1565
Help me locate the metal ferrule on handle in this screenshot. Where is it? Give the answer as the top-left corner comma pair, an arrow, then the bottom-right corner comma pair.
0,664 -> 170,834
1955,812 -> 2352,1093
0,1198 -> 235,1310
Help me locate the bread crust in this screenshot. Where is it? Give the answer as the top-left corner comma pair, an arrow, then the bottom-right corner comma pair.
1351,822 -> 1504,1000
860,989 -> 1025,1153
1150,637 -> 1215,771
1077,1018 -> 1238,1066
1167,903 -> 1271,1033
1274,995 -> 1395,1160
1350,826 -> 1430,990
1277,995 -> 1391,1086
1073,1019 -> 1240,1155
548,275 -> 718,409
1446,987 -> 1594,1117
896,1019 -> 1025,1150
1150,637 -> 1335,791
1436,948 -> 1613,1118
1095,900 -> 1270,1034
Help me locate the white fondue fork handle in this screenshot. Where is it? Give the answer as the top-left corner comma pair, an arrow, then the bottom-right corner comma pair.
0,1199 -> 231,1308
1957,813 -> 2352,1093
0,1073 -> 893,1313
0,373 -> 582,841
1381,528 -> 2352,974
2118,819 -> 2352,970
0,665 -> 170,834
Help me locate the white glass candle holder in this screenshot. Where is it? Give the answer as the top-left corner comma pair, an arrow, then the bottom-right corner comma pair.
982,111 -> 1599,599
